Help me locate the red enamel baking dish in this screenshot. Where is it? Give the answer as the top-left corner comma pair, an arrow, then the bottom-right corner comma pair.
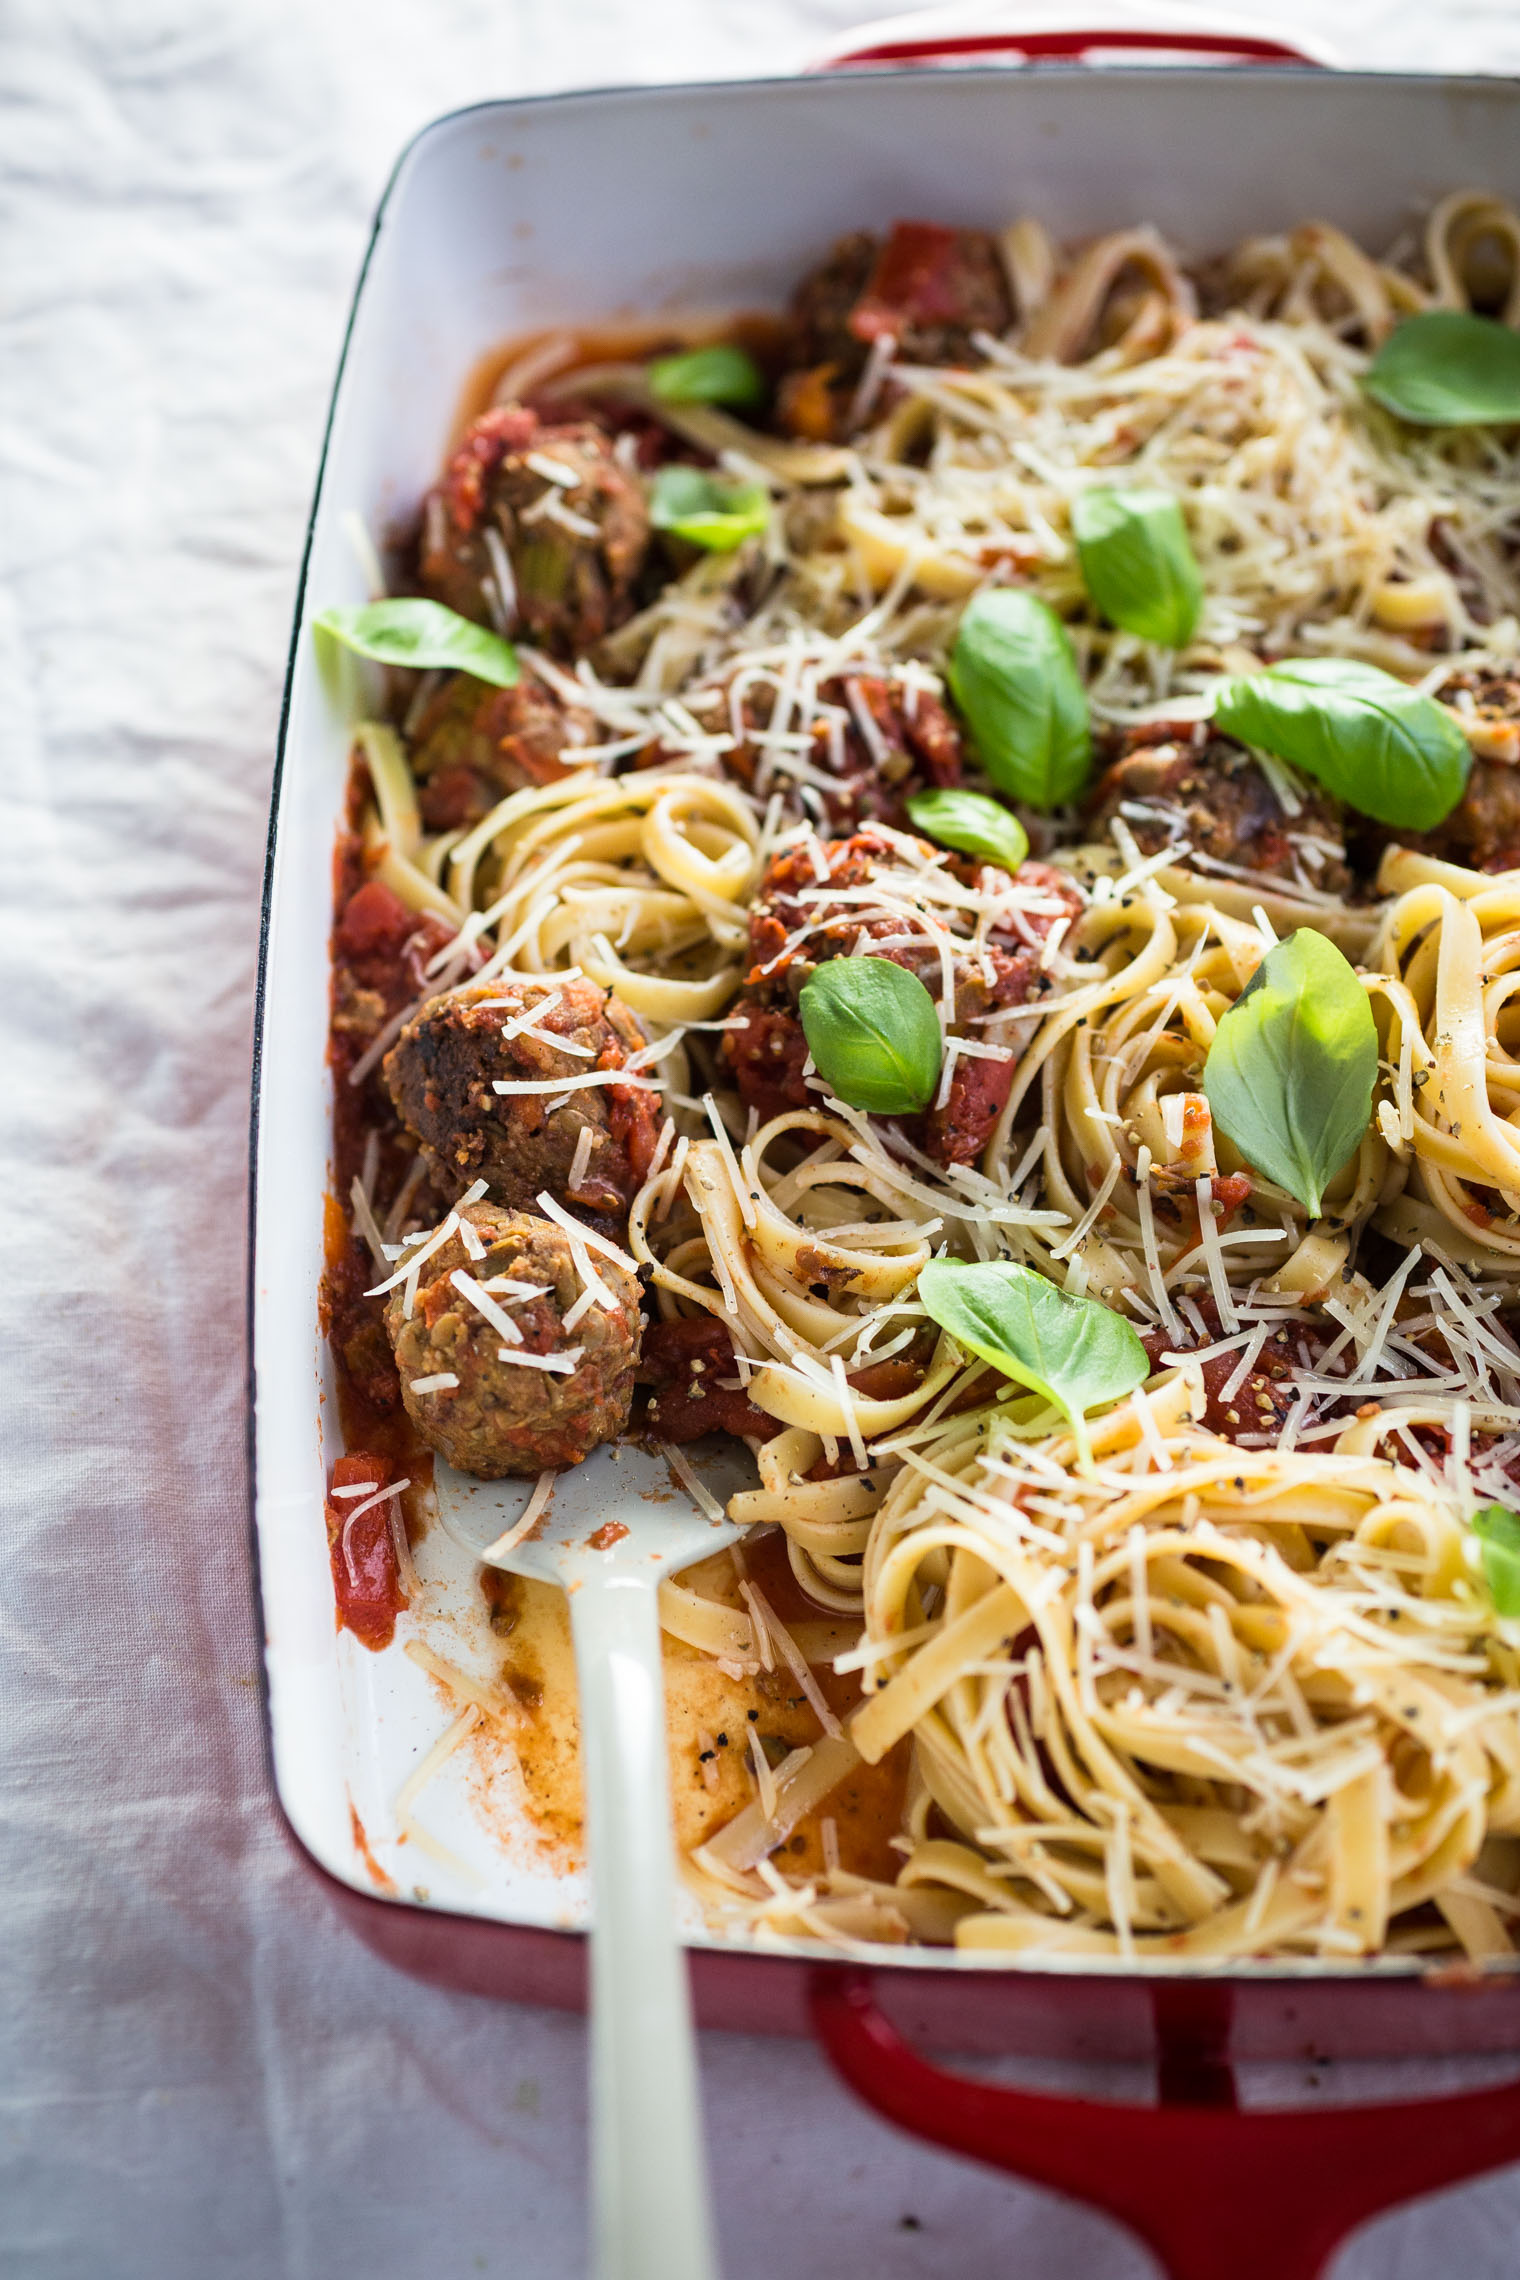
248,33 -> 1520,2274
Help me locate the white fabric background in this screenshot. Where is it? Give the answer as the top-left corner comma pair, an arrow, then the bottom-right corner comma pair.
6,4 -> 1520,2275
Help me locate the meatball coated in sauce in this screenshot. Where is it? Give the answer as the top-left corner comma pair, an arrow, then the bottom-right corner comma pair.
1350,675 -> 1520,876
673,667 -> 964,833
741,829 -> 1081,1001
386,1204 -> 640,1476
409,667 -> 602,832
790,233 -> 878,372
1086,726 -> 1352,899
1391,756 -> 1520,875
419,402 -> 650,655
1436,667 -> 1520,766
722,828 -> 1083,1163
383,976 -> 661,1217
781,221 -> 1012,438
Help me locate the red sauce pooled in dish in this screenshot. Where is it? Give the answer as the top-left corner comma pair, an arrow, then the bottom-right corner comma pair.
325,1452 -> 407,1651
321,827 -> 451,1647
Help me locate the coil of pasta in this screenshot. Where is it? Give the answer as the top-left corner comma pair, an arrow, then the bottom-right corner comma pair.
989,873 -> 1399,1314
630,1106 -> 979,1604
1371,847 -> 1520,1273
444,767 -> 761,1019
848,1374 -> 1520,1959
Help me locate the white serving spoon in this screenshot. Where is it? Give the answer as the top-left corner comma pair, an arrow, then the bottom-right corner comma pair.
435,1438 -> 753,2280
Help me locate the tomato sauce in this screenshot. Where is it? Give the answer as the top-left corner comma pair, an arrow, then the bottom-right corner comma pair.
325,1452 -> 408,1652
737,1527 -> 911,1888
321,811 -> 450,1648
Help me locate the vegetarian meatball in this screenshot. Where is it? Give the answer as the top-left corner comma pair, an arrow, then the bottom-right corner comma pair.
409,665 -> 602,832
1086,725 -> 1352,899
1392,757 -> 1520,874
781,221 -> 1012,438
386,1203 -> 640,1475
419,402 -> 650,654
1345,678 -> 1517,876
1436,667 -> 1520,765
666,665 -> 963,832
383,975 -> 662,1216
790,231 -> 875,370
722,827 -> 1083,1163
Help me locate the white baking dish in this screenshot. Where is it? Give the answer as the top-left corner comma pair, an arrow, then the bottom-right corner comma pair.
250,55 -> 1520,2269
251,53 -> 1520,2036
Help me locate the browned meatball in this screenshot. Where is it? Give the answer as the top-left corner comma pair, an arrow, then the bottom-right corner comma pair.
383,975 -> 663,1217
419,402 -> 650,655
1086,727 -> 1352,898
1403,758 -> 1520,873
722,828 -> 1083,1164
409,667 -> 602,832
790,230 -> 876,373
781,221 -> 1012,437
385,1203 -> 640,1475
1440,665 -> 1520,761
665,665 -> 964,832
1437,668 -> 1520,765
796,221 -> 1011,369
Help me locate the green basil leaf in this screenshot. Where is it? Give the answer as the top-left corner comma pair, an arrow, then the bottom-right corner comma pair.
798,957 -> 942,1115
1212,657 -> 1470,831
1472,1504 -> 1520,1619
916,1259 -> 1148,1461
1201,929 -> 1378,1219
1071,485 -> 1204,650
1362,310 -> 1520,427
648,343 -> 766,410
947,589 -> 1090,812
905,787 -> 1030,873
313,599 -> 519,688
649,464 -> 769,554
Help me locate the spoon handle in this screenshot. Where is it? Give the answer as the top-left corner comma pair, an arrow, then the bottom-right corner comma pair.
569,1570 -> 721,2280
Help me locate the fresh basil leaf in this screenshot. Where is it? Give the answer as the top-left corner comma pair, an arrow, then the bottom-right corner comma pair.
648,343 -> 766,410
1071,486 -> 1204,650
649,464 -> 769,554
1201,929 -> 1377,1219
905,787 -> 1030,873
313,599 -> 519,688
947,589 -> 1090,812
1472,1504 -> 1520,1619
1213,657 -> 1470,832
1362,310 -> 1520,428
798,957 -> 942,1115
916,1259 -> 1148,1461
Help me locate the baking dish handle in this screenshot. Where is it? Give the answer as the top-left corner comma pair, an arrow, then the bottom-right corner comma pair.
809,6 -> 1330,72
810,1971 -> 1520,2280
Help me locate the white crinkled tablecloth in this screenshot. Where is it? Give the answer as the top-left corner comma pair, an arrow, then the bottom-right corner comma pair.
6,4 -> 1520,2274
